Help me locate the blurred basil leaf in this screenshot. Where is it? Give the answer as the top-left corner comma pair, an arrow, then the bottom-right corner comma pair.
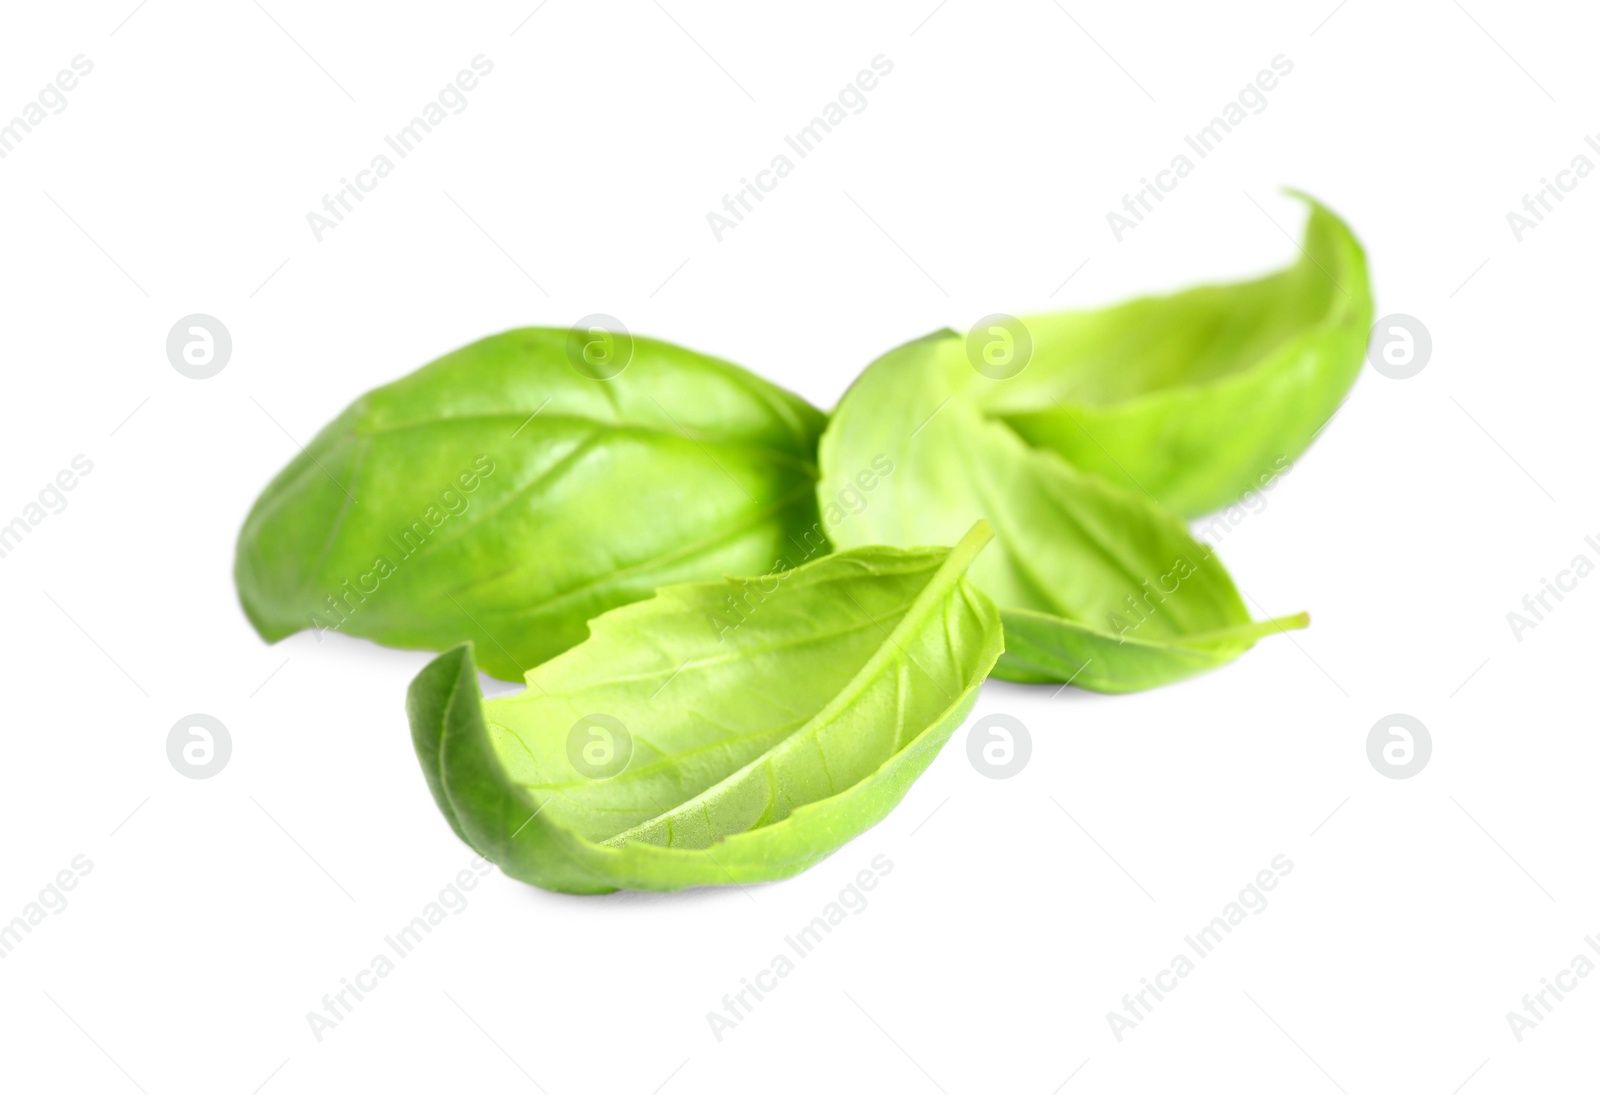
819,331 -> 1305,691
962,192 -> 1372,516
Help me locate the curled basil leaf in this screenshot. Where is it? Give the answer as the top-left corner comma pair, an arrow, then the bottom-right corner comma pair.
406,524 -> 1002,894
959,192 -> 1372,517
235,328 -> 826,679
819,332 -> 1305,692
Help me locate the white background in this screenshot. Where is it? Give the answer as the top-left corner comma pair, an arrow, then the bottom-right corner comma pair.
1,1 -> 1594,1091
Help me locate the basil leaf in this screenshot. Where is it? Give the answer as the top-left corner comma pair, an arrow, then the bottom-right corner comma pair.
405,524 -> 1002,894
961,192 -> 1371,516
819,332 -> 1305,691
236,328 -> 827,679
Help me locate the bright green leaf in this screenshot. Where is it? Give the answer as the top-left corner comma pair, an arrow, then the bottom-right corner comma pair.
235,327 -> 828,680
960,192 -> 1372,516
406,524 -> 1003,894
819,332 -> 1305,691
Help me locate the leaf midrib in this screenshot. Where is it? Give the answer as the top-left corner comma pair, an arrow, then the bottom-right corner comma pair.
597,527 -> 986,847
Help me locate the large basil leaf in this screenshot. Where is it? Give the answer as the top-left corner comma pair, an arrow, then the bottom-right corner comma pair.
236,328 -> 827,680
958,192 -> 1372,516
406,525 -> 1002,894
818,332 -> 1305,691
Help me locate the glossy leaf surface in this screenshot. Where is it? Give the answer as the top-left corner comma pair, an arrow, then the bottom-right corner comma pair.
406,525 -> 1002,894
236,328 -> 827,679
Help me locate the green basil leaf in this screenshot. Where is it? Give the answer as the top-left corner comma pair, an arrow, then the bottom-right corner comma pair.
819,332 -> 1305,691
960,192 -> 1372,516
405,524 -> 1002,894
236,328 -> 827,680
